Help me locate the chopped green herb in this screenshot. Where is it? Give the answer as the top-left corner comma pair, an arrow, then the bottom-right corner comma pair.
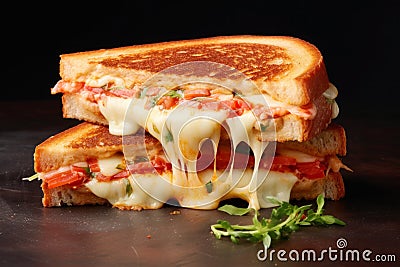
140,87 -> 149,98
152,123 -> 160,134
259,120 -> 274,132
164,129 -> 173,143
116,163 -> 126,170
210,194 -> 345,251
126,182 -> 133,196
134,156 -> 149,163
325,97 -> 335,104
148,97 -> 157,108
84,167 -> 91,176
205,181 -> 213,193
260,124 -> 268,132
165,90 -> 183,98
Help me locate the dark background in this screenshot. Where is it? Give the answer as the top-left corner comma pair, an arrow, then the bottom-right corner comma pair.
3,1 -> 398,115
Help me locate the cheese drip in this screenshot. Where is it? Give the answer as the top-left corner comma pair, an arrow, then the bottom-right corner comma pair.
96,93 -> 296,209
85,170 -> 297,210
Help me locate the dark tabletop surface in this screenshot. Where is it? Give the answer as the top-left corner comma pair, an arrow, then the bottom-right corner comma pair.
1,99 -> 399,267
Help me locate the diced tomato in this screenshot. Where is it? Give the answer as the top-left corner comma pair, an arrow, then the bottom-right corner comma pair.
157,96 -> 179,109
71,165 -> 88,175
88,158 -> 100,173
95,170 -> 131,181
183,89 -> 211,100
212,147 -> 255,170
267,155 -> 295,173
112,170 -> 131,179
220,98 -> 252,117
95,173 -> 111,182
45,170 -> 85,189
151,156 -> 172,174
296,161 -> 326,179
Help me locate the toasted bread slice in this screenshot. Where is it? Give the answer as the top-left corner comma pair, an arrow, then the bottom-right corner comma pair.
278,123 -> 347,157
61,90 -> 333,142
34,122 -> 162,173
58,35 -> 329,106
35,122 -> 347,209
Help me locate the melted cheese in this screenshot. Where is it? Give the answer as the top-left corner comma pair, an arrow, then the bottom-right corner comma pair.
84,169 -> 297,210
98,97 -> 141,135
277,148 -> 322,163
85,75 -> 125,88
324,83 -> 339,119
88,82 -> 340,210
97,154 -> 124,176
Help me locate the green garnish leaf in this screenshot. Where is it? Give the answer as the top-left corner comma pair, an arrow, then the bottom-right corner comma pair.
134,156 -> 149,163
126,182 -> 133,196
210,194 -> 345,250
165,90 -> 183,98
325,97 -> 335,104
152,123 -> 160,134
218,205 -> 252,216
140,87 -> 149,98
116,163 -> 125,170
164,129 -> 173,143
205,181 -> 213,193
84,166 -> 91,175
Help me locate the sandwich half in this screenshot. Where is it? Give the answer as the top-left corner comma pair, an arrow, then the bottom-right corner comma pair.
51,35 -> 339,142
33,122 -> 349,210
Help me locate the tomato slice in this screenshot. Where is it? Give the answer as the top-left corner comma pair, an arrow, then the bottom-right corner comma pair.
183,89 -> 211,100
296,161 -> 326,179
219,98 -> 252,117
272,156 -> 297,166
45,170 -> 85,189
157,95 -> 179,109
151,156 -> 172,174
112,170 -> 131,179
88,158 -> 100,172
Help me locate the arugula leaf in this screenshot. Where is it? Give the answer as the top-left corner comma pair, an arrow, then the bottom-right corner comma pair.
211,194 -> 345,249
218,205 -> 252,216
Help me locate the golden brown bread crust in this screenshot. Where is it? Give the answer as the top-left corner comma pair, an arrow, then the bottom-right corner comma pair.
278,123 -> 346,157
259,93 -> 332,142
34,122 -> 162,173
41,171 -> 345,207
290,171 -> 345,201
59,35 -> 329,105
41,182 -> 109,207
36,121 -> 347,208
62,93 -> 108,125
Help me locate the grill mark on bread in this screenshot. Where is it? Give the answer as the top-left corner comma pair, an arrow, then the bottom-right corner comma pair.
94,43 -> 292,80
70,124 -> 122,149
